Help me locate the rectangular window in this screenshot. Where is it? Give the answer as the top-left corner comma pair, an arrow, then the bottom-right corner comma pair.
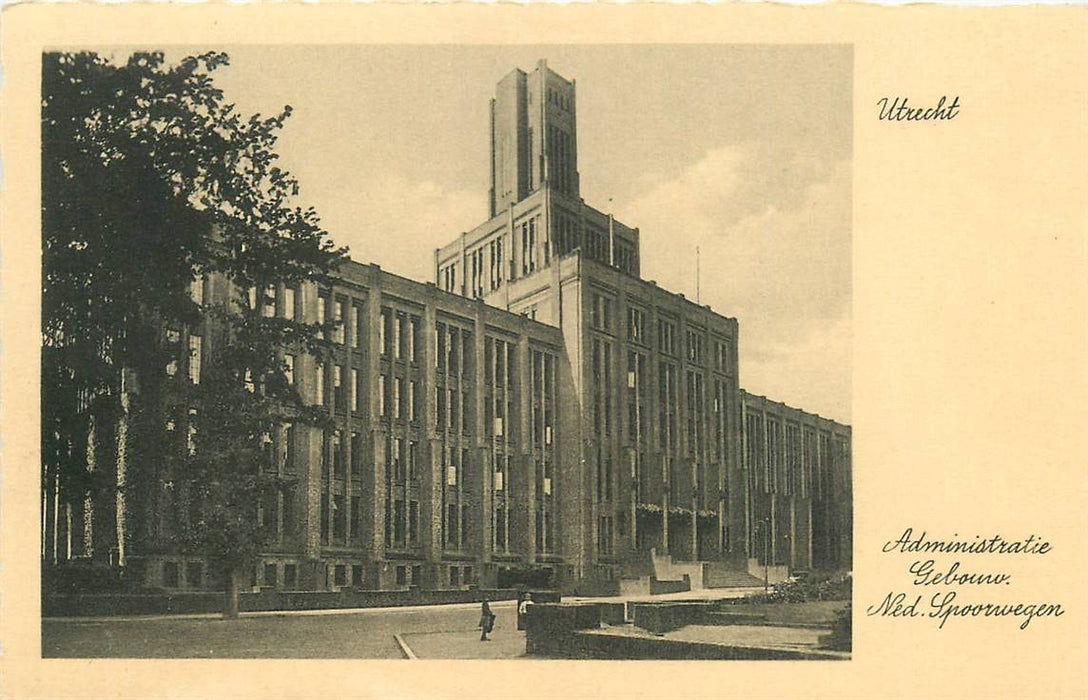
409,380 -> 419,421
352,564 -> 363,588
378,375 -> 387,416
332,431 -> 344,479
408,317 -> 417,362
447,503 -> 458,546
284,354 -> 295,385
409,440 -> 418,480
394,314 -> 403,358
333,494 -> 346,541
317,296 -> 327,339
263,284 -> 276,318
351,368 -> 359,411
393,437 -> 404,482
316,363 -> 326,406
334,564 -> 347,587
460,505 -> 470,548
395,565 -> 407,585
334,365 -> 344,409
284,287 -> 296,320
393,499 -> 405,545
354,304 -> 364,349
334,300 -> 345,344
393,377 -> 402,418
188,335 -> 202,384
408,500 -> 419,544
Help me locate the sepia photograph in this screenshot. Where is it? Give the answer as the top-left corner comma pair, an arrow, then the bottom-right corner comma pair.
39,44 -> 853,660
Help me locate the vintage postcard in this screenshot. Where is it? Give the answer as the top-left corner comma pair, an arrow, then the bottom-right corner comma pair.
1,4 -> 1085,699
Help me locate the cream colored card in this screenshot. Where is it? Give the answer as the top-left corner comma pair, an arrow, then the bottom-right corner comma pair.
2,4 -> 1086,699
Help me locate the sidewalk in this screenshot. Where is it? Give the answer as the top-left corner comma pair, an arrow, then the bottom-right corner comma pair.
400,622 -> 527,660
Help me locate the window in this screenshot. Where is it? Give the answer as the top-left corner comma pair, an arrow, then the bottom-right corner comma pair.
283,424 -> 296,474
409,380 -> 419,421
332,431 -> 344,479
334,365 -> 345,409
627,307 -> 645,343
316,363 -> 326,406
380,309 -> 392,356
393,437 -> 405,482
317,296 -> 327,339
408,317 -> 417,362
461,506 -> 470,549
687,330 -> 704,364
447,503 -> 458,546
334,564 -> 347,587
284,354 -> 295,385
394,377 -> 404,418
658,319 -> 676,355
378,375 -> 387,417
352,564 -> 363,587
716,340 -> 730,372
284,564 -> 297,590
334,300 -> 345,344
450,566 -> 460,586
409,501 -> 419,544
284,287 -> 296,320
188,335 -> 202,384
591,293 -> 612,332
263,284 -> 276,318
353,304 -> 364,349
395,565 -> 407,585
264,563 -> 277,588
393,499 -> 405,544
394,314 -> 403,358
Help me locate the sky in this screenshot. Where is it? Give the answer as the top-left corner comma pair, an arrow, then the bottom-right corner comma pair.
177,44 -> 852,422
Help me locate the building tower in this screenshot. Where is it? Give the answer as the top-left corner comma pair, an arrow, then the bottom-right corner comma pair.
489,59 -> 580,218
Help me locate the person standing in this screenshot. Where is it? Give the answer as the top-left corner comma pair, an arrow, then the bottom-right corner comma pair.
517,592 -> 534,630
479,596 -> 495,641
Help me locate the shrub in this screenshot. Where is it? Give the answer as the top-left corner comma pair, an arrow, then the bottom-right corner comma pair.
730,572 -> 852,605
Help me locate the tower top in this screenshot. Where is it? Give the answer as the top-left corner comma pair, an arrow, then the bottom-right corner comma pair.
488,61 -> 580,217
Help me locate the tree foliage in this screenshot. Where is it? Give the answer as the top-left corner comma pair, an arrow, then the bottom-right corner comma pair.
42,51 -> 345,597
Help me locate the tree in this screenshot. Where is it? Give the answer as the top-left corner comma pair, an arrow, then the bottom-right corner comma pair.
41,51 -> 345,615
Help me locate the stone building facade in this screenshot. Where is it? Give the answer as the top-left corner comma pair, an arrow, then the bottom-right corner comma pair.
42,60 -> 852,593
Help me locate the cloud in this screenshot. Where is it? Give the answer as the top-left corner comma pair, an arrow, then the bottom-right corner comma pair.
620,146 -> 851,420
316,175 -> 480,283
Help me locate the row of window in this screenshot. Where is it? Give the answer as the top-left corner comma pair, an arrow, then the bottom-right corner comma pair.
589,293 -> 733,371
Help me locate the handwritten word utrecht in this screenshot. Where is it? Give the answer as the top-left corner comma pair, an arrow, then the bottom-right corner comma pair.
878,96 -> 960,122
883,528 -> 1051,555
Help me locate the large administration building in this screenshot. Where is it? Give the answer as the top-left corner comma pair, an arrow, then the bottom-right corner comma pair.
43,61 -> 852,594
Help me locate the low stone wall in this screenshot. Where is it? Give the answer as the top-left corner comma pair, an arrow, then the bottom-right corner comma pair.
524,603 -> 602,657
649,574 -> 690,595
44,587 -> 520,617
630,601 -> 716,635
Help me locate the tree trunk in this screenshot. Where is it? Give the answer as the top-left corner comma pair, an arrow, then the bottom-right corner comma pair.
224,567 -> 241,619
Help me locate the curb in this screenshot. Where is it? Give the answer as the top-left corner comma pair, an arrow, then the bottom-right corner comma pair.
393,633 -> 418,660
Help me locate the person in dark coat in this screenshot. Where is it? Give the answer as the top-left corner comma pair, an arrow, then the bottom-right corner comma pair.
479,596 -> 495,641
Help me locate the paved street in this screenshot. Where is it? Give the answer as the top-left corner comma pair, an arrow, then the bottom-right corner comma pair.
42,600 -> 519,659
42,588 -> 769,659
